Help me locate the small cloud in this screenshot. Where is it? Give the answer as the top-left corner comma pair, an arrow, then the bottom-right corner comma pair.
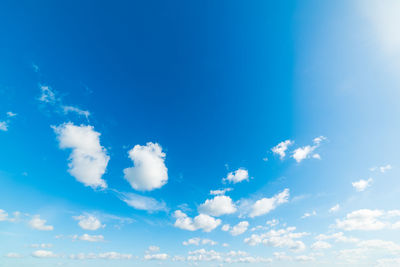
29,215 -> 53,231
222,168 -> 249,184
329,204 -> 340,213
301,210 -> 317,219
271,140 -> 293,159
74,233 -> 104,242
118,192 -> 168,213
73,214 -> 104,231
31,250 -> 58,258
6,111 -> 17,117
0,121 -> 8,131
352,178 -> 373,192
4,252 -> 23,258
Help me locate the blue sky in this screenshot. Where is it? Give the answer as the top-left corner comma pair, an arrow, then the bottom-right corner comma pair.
1,0 -> 400,266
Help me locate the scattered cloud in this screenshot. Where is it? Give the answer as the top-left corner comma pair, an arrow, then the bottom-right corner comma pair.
53,123 -> 109,189
329,204 -> 340,213
173,210 -> 221,232
144,253 -> 168,260
240,188 -> 289,218
229,221 -> 249,236
4,252 -> 23,258
198,195 -> 237,217
210,188 -> 233,196
271,140 -> 293,159
31,250 -> 58,258
183,238 -> 217,246
311,241 -> 331,250
73,214 -> 104,231
352,178 -> 373,192
123,142 -> 168,191
336,209 -> 386,231
301,210 -> 317,219
292,136 -> 326,163
74,233 -> 104,242
222,168 -> 249,184
316,232 -> 359,243
70,252 -> 132,260
29,215 -> 53,231
370,164 -> 392,173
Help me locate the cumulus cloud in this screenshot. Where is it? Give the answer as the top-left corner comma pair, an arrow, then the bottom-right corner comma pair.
352,178 -> 373,192
53,123 -> 109,189
123,142 -> 168,191
336,209 -> 386,231
32,250 -> 58,258
73,214 -> 104,230
173,210 -> 221,232
292,136 -> 326,163
311,241 -> 331,250
229,221 -> 249,236
198,195 -> 237,217
247,189 -> 289,218
222,168 -> 249,184
118,192 -> 167,213
316,232 -> 359,243
271,140 -> 293,159
244,226 -> 308,252
29,215 -> 53,231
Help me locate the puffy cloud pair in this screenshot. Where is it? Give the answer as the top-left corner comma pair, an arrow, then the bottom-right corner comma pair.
53,123 -> 168,193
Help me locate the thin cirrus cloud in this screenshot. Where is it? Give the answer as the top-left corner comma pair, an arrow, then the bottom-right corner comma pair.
118,192 -> 168,213
239,188 -> 289,218
123,142 -> 168,191
198,195 -> 237,217
53,123 -> 110,189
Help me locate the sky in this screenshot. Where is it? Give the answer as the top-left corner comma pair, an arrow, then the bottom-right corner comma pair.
1,0 -> 400,266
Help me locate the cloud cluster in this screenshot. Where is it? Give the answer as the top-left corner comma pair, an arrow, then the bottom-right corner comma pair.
222,221 -> 249,236
198,195 -> 237,217
183,238 -> 217,246
271,140 -> 293,159
123,142 -> 168,191
53,123 -> 109,189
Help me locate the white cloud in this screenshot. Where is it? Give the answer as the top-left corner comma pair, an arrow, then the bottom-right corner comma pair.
183,238 -> 217,246
62,105 -> 90,119
73,214 -> 104,231
198,195 -> 237,217
371,164 -> 393,173
6,111 -> 17,117
244,226 -> 308,252
4,252 -> 23,258
173,210 -> 221,232
292,136 -> 326,163
144,253 -> 168,260
311,241 -> 331,250
336,209 -> 386,231
222,224 -> 230,231
29,215 -> 53,231
352,178 -> 373,192
38,85 -> 57,103
70,252 -> 132,260
301,210 -> 317,219
123,142 -> 168,191
31,250 -> 58,258
222,168 -> 249,184
119,192 -> 167,213
210,188 -> 233,195
329,204 -> 340,213
0,209 -> 9,221
271,140 -> 293,159
229,221 -> 249,236
0,121 -> 8,131
76,234 -> 104,242
53,123 -> 109,189
248,188 -> 289,218
30,244 -> 53,248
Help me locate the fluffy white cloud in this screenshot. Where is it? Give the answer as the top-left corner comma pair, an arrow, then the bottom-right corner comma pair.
29,215 -> 53,231
144,253 -> 168,260
198,195 -> 237,216
292,136 -> 326,163
222,168 -> 249,184
183,238 -> 217,246
311,241 -> 331,250
329,204 -> 340,213
336,209 -> 386,231
229,221 -> 249,236
32,250 -> 58,258
244,226 -> 308,252
123,142 -> 168,191
248,189 -> 289,218
316,232 -> 359,243
352,178 -> 373,192
53,123 -> 109,189
119,192 -> 167,213
271,140 -> 293,159
73,214 -> 104,231
173,210 -> 221,232
70,252 -> 132,260
75,234 -> 104,242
